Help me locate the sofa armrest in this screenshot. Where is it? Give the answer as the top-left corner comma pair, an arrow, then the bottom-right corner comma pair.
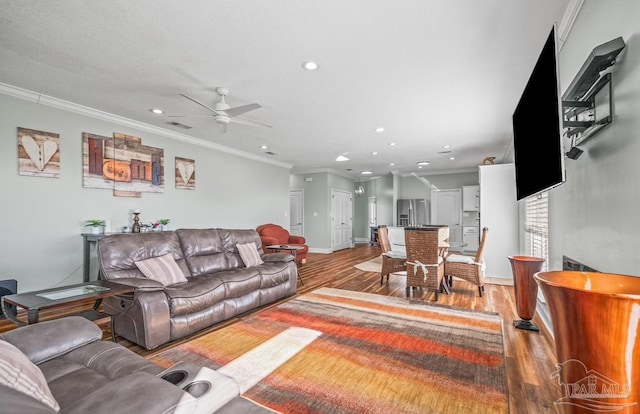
0,316 -> 102,364
288,235 -> 306,244
262,252 -> 295,262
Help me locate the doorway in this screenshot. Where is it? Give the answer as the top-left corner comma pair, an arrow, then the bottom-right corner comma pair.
331,189 -> 353,251
289,190 -> 303,236
368,196 -> 377,228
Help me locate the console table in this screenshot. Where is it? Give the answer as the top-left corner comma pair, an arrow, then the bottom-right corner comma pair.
81,233 -> 110,282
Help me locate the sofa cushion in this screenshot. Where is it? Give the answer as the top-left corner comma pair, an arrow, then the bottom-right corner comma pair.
135,253 -> 188,286
0,339 -> 60,412
176,228 -> 230,275
237,242 -> 264,268
164,275 -> 227,316
98,232 -> 191,280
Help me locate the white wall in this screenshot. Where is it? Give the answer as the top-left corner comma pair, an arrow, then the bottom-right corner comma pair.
0,93 -> 291,292
549,0 -> 640,275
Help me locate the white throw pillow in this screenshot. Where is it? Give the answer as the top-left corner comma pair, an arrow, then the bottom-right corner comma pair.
135,253 -> 188,286
237,242 -> 264,268
0,339 -> 60,412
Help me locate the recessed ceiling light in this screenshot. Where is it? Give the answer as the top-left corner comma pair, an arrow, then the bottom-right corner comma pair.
259,145 -> 268,149
302,61 -> 318,71
418,166 -> 423,169
389,163 -> 395,166
371,152 -> 378,155
417,161 -> 430,166
375,127 -> 385,133
449,157 -> 456,160
442,145 -> 451,149
361,171 -> 373,175
150,108 -> 164,114
388,142 -> 396,146
336,155 -> 349,161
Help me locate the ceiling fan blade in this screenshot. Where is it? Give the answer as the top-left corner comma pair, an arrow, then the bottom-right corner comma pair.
168,114 -> 216,118
179,93 -> 221,115
231,115 -> 273,128
224,103 -> 261,118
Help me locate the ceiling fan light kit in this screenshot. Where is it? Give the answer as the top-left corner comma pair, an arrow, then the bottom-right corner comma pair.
173,87 -> 271,133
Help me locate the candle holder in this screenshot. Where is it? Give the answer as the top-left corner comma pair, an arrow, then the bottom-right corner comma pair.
132,212 -> 141,233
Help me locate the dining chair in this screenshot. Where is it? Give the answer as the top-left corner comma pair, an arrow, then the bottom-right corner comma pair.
378,226 -> 407,285
444,227 -> 489,296
404,227 -> 446,300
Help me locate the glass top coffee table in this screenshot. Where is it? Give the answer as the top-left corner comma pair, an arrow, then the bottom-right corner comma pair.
1,280 -> 134,329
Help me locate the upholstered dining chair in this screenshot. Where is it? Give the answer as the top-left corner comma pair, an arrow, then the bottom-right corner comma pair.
444,227 -> 489,296
404,227 -> 446,300
378,226 -> 407,285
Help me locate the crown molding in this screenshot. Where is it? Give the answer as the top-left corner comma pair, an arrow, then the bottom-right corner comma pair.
557,0 -> 584,50
0,82 -> 293,170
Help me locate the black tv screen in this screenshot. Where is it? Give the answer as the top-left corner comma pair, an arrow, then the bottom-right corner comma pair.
512,26 -> 565,201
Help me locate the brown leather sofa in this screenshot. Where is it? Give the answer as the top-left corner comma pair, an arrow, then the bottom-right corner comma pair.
0,316 -> 272,413
97,228 -> 298,350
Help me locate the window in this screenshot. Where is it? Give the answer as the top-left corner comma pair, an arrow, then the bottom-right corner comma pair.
524,192 -> 549,272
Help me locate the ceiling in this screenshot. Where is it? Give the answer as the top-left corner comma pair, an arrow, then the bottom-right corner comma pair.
0,0 -> 572,180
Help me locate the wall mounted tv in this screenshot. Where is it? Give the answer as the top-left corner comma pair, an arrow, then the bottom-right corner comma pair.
512,26 -> 565,201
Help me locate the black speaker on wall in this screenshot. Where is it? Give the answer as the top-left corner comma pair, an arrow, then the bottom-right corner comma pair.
0,279 -> 17,318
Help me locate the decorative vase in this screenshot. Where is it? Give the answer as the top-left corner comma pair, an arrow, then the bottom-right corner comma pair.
90,226 -> 102,235
535,271 -> 640,414
508,255 -> 545,331
161,224 -> 169,231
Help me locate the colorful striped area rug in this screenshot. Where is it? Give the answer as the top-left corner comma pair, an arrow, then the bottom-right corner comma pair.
151,288 -> 509,413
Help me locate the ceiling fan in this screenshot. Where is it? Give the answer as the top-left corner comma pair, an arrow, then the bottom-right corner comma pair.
171,87 -> 272,132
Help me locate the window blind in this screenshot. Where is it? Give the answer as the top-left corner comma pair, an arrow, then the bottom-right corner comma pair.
524,192 -> 549,272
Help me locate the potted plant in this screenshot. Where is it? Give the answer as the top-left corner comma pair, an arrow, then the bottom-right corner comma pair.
158,218 -> 170,231
85,219 -> 105,234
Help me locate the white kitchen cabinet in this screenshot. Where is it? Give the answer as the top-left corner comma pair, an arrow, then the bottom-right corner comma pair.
462,185 -> 480,211
479,164 -> 519,280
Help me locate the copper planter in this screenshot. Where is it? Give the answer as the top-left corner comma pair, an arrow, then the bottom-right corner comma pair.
535,271 -> 640,413
508,255 -> 545,331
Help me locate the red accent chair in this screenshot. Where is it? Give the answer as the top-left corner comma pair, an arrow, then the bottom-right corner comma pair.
256,224 -> 308,264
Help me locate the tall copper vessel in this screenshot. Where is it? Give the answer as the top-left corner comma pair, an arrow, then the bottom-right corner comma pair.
508,255 -> 545,331
535,271 -> 640,414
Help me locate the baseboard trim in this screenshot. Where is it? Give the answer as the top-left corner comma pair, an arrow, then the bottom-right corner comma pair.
486,277 -> 514,286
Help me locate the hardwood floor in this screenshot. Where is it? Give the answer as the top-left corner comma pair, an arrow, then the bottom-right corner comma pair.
0,243 -> 561,413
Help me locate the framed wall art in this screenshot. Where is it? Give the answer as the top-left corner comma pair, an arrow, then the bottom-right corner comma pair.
175,157 -> 195,190
18,127 -> 60,178
82,132 -> 164,197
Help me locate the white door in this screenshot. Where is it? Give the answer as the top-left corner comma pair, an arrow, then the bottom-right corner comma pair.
368,196 -> 377,228
289,190 -> 303,236
331,189 -> 352,251
431,189 -> 462,248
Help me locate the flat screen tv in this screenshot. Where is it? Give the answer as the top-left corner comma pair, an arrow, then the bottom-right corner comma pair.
512,26 -> 566,201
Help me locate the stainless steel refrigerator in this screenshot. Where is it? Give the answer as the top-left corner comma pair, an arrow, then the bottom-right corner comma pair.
397,199 -> 430,226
